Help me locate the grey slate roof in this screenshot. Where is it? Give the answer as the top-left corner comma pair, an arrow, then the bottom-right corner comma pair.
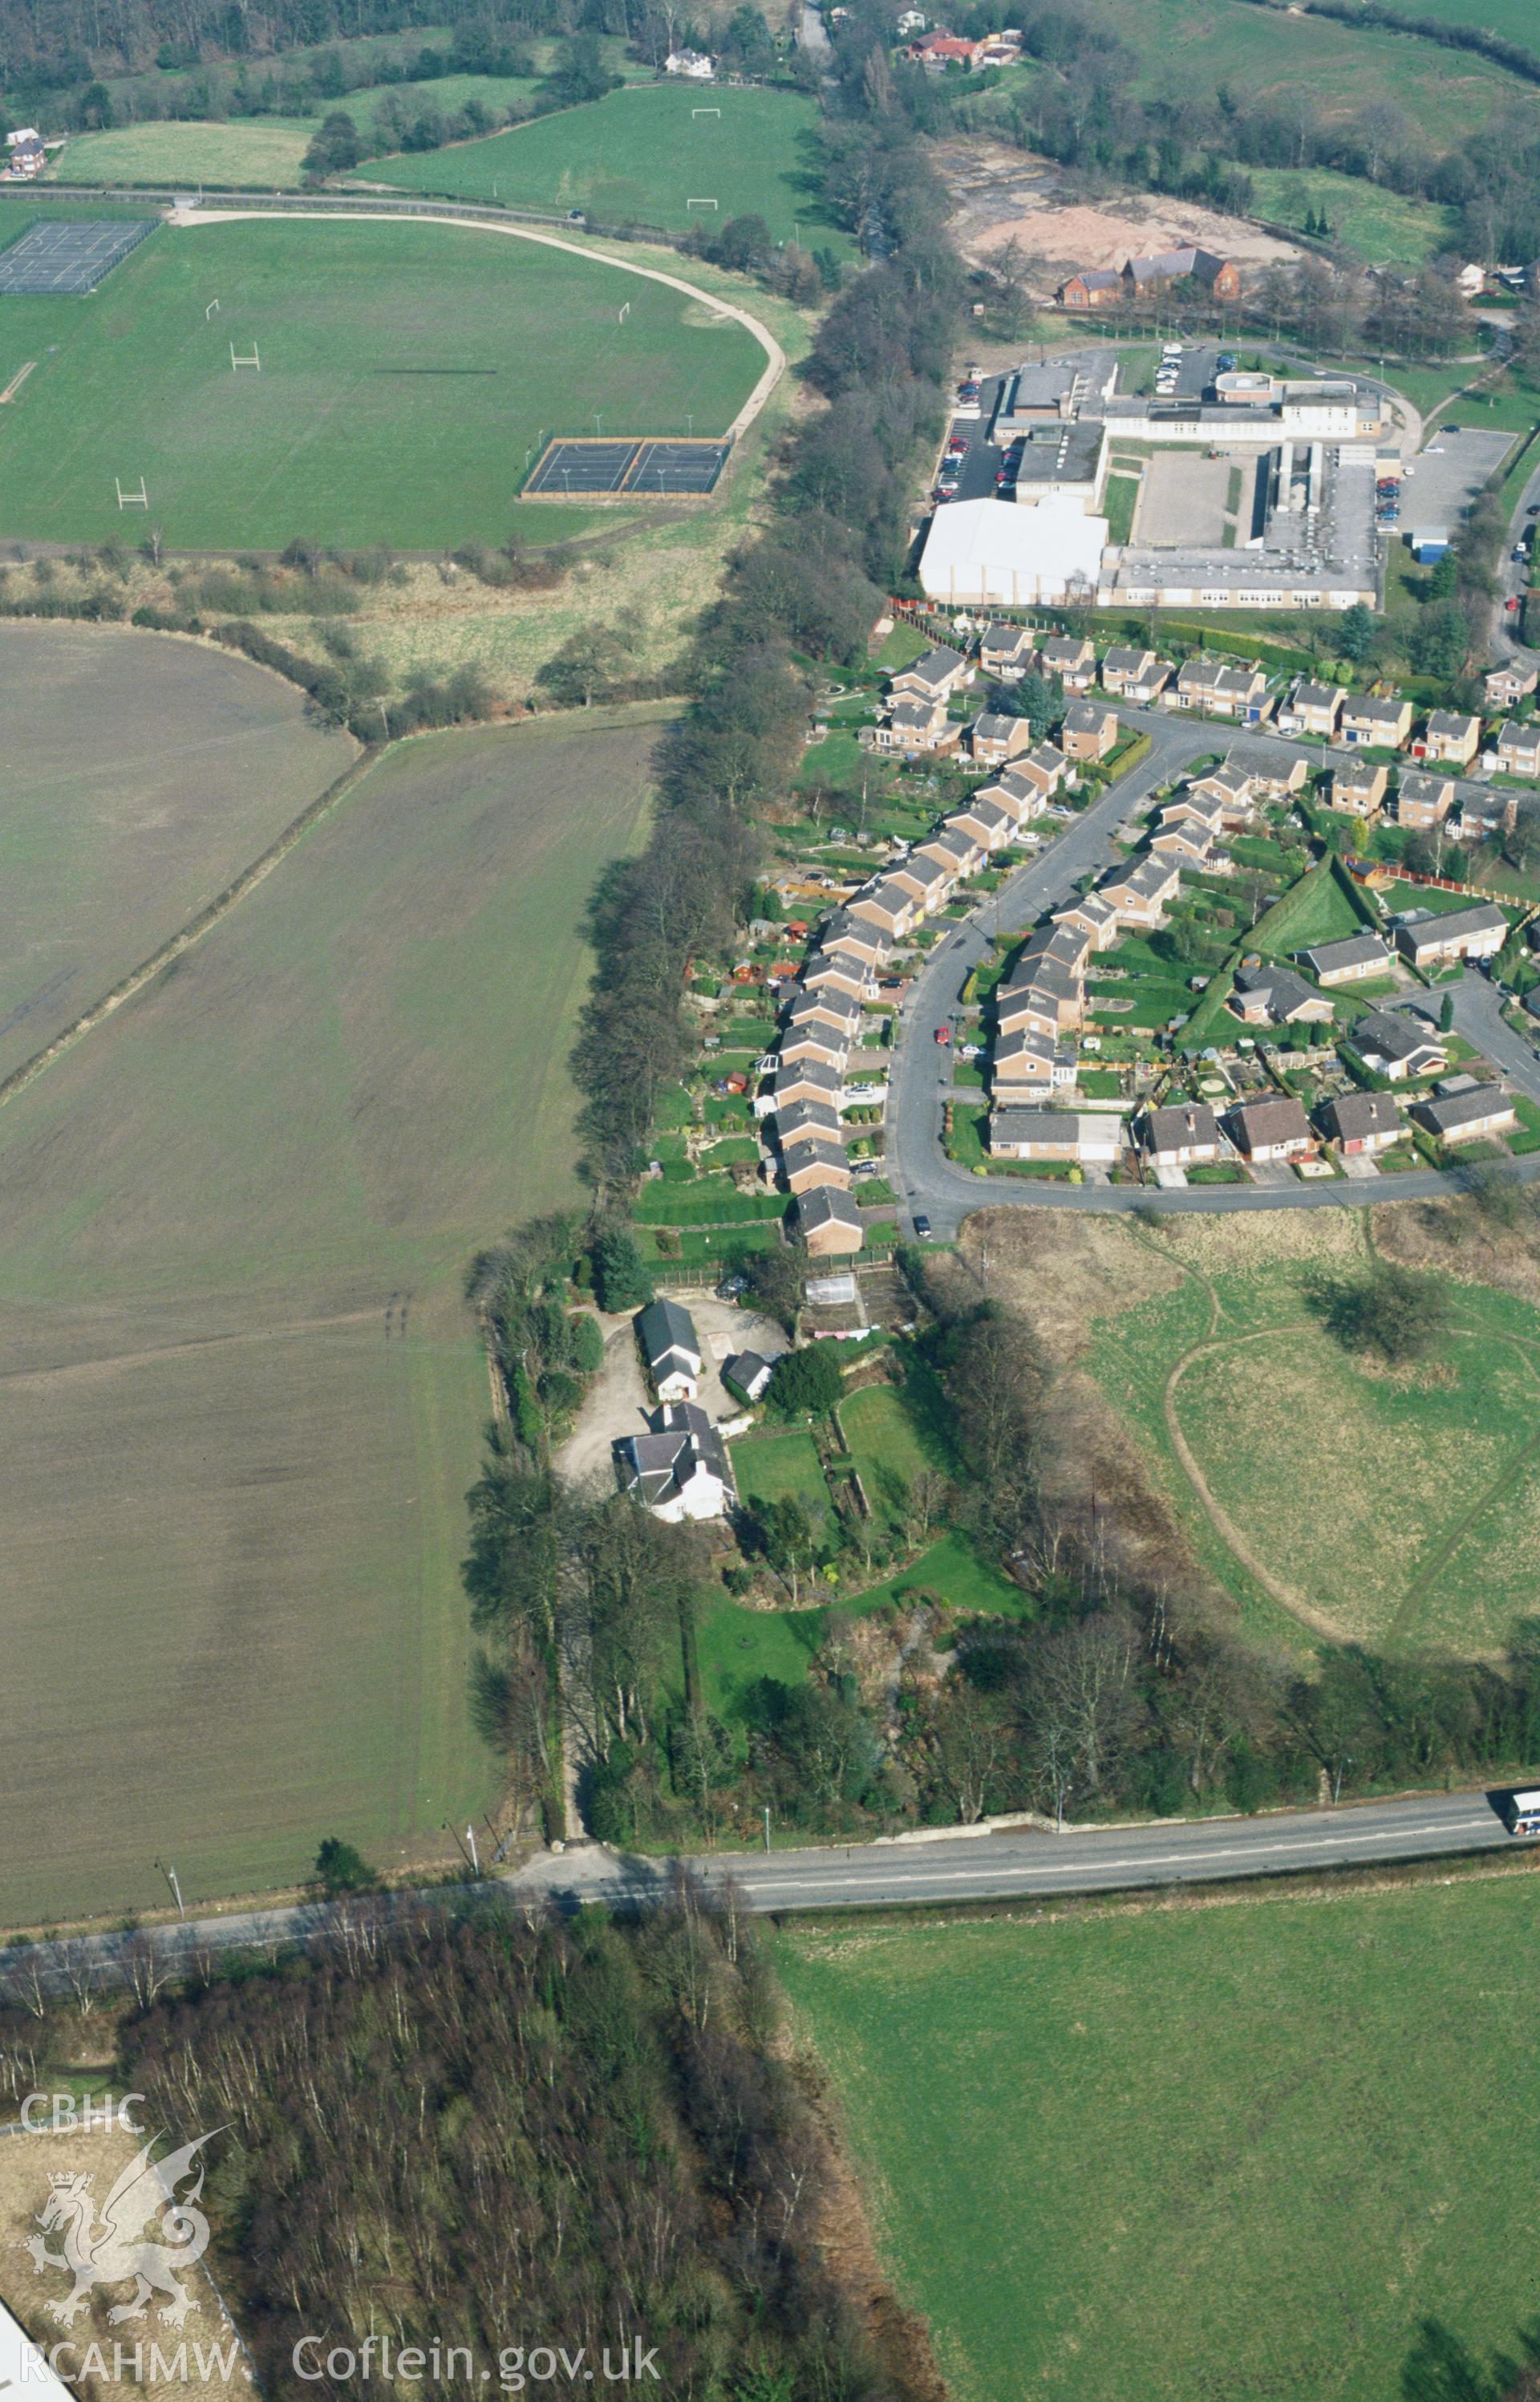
637,1297 -> 699,1374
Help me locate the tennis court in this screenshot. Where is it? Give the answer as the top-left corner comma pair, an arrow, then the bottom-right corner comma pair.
524,432 -> 731,498
0,218 -> 158,295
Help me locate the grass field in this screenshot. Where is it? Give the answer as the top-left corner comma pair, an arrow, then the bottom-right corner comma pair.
0,709 -> 654,1928
1088,1242 -> 1540,1653
51,119 -> 318,187
366,82 -> 845,248
0,621 -> 355,1080
775,1874 -> 1540,2402
1092,0 -> 1540,145
1246,168 -> 1461,265
0,214 -> 765,549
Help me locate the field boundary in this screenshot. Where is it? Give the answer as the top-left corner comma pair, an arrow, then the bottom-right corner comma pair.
0,729 -> 375,1116
174,202 -> 786,444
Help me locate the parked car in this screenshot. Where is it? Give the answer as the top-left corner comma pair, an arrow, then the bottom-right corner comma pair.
934,1025 -> 951,1045
913,1212 -> 933,1240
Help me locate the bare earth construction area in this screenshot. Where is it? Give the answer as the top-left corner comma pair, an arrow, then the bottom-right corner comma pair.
0,697 -> 656,1927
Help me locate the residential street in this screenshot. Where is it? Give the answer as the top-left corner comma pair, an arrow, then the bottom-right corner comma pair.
885,705 -> 1540,1235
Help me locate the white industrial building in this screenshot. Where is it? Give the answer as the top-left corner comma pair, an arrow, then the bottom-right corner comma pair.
919,495 -> 1108,607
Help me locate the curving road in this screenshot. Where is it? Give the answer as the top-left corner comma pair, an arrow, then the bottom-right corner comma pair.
885,708 -> 1540,1235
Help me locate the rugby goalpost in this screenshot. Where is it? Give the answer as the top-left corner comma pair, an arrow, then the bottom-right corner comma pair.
115,476 -> 148,510
229,340 -> 261,371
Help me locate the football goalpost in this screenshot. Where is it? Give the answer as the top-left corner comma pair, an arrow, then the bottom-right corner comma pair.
205,296 -> 220,319
691,105 -> 720,116
618,300 -> 630,323
229,341 -> 261,371
687,197 -> 718,211
115,476 -> 148,510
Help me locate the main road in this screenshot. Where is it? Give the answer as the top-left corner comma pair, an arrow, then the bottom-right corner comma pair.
884,707 -> 1540,1235
0,1793 -> 1523,1998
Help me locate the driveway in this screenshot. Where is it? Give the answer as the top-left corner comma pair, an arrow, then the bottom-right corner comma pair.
556,1298 -> 787,1490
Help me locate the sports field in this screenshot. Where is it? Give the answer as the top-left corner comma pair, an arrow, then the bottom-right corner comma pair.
367,82 -> 843,249
775,1873 -> 1540,2402
0,708 -> 655,1928
1086,1229 -> 1540,1653
0,214 -> 766,548
0,622 -> 355,1079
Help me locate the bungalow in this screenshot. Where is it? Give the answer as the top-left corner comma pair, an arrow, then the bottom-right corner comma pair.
722,1350 -> 778,1406
614,1403 -> 732,1524
1275,678 -> 1343,739
1100,646 -> 1170,703
1098,853 -> 1181,926
1497,720 -> 1540,778
782,1134 -> 853,1195
974,765 -> 1049,824
989,1108 -> 1126,1163
873,695 -> 956,754
636,1297 -> 703,1403
1412,710 -> 1481,769
802,948 -> 871,1002
1229,961 -> 1335,1028
1340,693 -> 1413,750
1393,902 -> 1507,969
1060,700 -> 1120,762
947,796 -> 1015,853
1316,1090 -> 1406,1154
1137,1102 -> 1220,1167
890,850 -> 955,908
1295,932 -> 1391,987
773,1097 -> 844,1148
1038,635 -> 1096,691
1222,1094 -> 1312,1162
778,1020 -> 850,1071
849,878 -> 921,939
797,1184 -> 865,1256
757,1058 -> 845,1117
1396,769 -> 1457,830
1344,1008 -> 1448,1081
992,1029 -> 1077,1093
890,641 -> 972,701
1485,662 -> 1538,712
1187,761 -> 1256,820
968,711 -> 1034,768
1013,741 -> 1072,801
1328,759 -> 1389,818
913,826 -> 985,883
1058,268 -> 1123,310
1412,1083 -> 1517,1144
1052,891 -> 1121,951
979,620 -> 1035,680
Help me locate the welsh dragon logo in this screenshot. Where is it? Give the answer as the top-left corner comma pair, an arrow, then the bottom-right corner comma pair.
19,2128 -> 221,2329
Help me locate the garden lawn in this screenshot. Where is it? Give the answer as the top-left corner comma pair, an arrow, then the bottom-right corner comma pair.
838,1382 -> 942,1520
51,119 -> 316,187
367,81 -> 848,250
774,1876 -> 1540,2402
729,1427 -> 832,1524
0,213 -> 764,549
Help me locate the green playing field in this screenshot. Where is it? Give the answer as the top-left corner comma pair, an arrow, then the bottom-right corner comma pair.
366,81 -> 846,249
0,212 -> 766,549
